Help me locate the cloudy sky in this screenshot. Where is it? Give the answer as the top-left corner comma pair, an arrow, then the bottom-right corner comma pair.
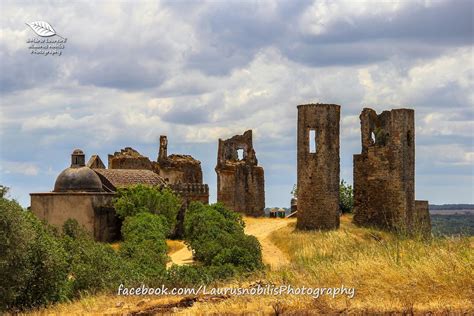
0,0 -> 473,207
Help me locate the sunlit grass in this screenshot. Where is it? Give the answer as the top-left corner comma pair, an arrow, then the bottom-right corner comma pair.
265,214 -> 474,313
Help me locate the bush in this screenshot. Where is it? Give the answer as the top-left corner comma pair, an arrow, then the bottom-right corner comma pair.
211,235 -> 262,271
119,213 -> 169,281
184,202 -> 263,271
340,179 -> 354,214
114,185 -> 181,236
61,222 -> 125,296
0,198 -> 68,310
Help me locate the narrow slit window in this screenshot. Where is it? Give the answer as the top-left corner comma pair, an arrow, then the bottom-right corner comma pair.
309,129 -> 316,153
237,149 -> 244,160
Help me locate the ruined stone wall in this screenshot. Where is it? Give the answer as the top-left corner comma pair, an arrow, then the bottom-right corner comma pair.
296,104 -> 340,230
215,130 -> 265,217
156,135 -> 203,184
353,108 -> 421,232
108,147 -> 153,170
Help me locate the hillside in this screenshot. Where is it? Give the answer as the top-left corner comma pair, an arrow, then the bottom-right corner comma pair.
31,215 -> 473,315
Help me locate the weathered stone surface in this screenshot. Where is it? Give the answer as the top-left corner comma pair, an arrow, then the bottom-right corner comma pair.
156,136 -> 203,184
108,147 -> 153,170
296,104 -> 340,230
215,130 -> 265,217
353,108 -> 431,235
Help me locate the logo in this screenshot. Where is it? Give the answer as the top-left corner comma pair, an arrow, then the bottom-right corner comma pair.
25,21 -> 67,56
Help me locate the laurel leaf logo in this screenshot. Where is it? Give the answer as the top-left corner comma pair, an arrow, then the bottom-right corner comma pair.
26,21 -> 58,37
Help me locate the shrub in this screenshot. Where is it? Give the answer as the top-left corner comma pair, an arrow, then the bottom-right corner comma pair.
61,223 -> 125,296
165,264 -> 237,287
339,179 -> 354,214
211,235 -> 262,271
184,202 -> 245,244
184,202 -> 263,271
0,198 -> 68,310
119,213 -> 168,281
63,218 -> 89,239
114,185 -> 181,236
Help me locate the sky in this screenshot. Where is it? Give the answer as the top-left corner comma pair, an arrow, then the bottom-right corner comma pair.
0,0 -> 473,207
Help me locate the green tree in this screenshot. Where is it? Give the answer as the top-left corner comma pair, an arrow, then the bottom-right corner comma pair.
0,197 -> 68,310
114,185 -> 181,236
184,202 -> 262,271
119,213 -> 169,280
339,179 -> 354,214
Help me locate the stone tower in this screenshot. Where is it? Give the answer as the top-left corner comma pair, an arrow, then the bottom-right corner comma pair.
296,104 -> 340,230
353,108 -> 430,235
215,130 -> 265,216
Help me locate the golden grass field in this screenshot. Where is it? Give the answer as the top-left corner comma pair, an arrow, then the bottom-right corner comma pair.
29,215 -> 473,315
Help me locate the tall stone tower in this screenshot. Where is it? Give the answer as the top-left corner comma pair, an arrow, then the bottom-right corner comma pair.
353,108 -> 430,235
296,104 -> 340,230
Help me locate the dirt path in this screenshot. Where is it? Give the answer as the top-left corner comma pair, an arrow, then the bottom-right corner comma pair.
167,240 -> 193,268
243,217 -> 294,270
167,217 -> 294,270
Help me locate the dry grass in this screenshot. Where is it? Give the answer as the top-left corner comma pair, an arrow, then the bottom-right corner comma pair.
263,215 -> 474,313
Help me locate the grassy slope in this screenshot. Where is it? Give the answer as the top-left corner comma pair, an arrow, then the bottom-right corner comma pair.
188,215 -> 473,314
263,215 -> 474,313
30,215 -> 473,314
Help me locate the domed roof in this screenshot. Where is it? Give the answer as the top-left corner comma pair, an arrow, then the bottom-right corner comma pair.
53,149 -> 103,192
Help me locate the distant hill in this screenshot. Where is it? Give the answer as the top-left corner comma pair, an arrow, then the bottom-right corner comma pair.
429,204 -> 474,210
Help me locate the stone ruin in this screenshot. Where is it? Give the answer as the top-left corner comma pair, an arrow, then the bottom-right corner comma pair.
31,137 -> 211,242
105,137 -> 209,238
296,104 -> 341,230
157,135 -> 203,184
30,104 -> 433,240
353,108 -> 431,236
215,130 -> 265,216
106,137 -> 204,185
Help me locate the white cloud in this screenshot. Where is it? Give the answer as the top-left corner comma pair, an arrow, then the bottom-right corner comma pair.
1,161 -> 39,176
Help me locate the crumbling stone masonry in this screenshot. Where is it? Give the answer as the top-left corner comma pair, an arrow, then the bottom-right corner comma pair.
108,147 -> 153,170
215,130 -> 265,216
106,137 -> 203,185
156,135 -> 203,184
296,104 -> 340,230
353,108 -> 431,236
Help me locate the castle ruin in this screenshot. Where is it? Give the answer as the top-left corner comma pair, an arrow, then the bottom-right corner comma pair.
215,130 -> 265,216
31,136 -> 209,241
353,108 -> 431,235
296,104 -> 340,230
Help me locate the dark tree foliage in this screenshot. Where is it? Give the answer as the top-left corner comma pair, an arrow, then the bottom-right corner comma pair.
0,198 -> 68,310
184,202 -> 263,271
114,185 -> 181,236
